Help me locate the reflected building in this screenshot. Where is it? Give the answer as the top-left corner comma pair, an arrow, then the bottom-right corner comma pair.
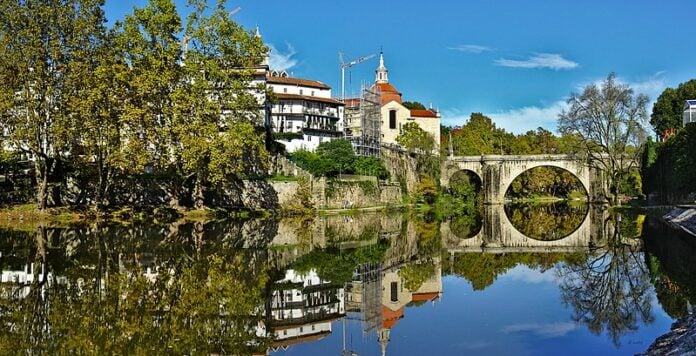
377,258 -> 442,356
0,262 -> 67,299
345,261 -> 383,334
266,269 -> 345,352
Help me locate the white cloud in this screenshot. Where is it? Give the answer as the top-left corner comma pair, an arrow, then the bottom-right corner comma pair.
501,322 -> 578,338
442,100 -> 568,134
268,43 -> 297,71
495,53 -> 579,70
447,44 -> 494,54
504,265 -> 558,284
440,72 -> 667,134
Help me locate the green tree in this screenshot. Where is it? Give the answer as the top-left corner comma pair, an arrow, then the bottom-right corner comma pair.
558,73 -> 648,204
396,122 -> 435,153
116,0 -> 184,206
0,0 -> 109,209
175,0 -> 269,207
70,21 -> 129,209
315,139 -> 356,176
402,101 -> 426,110
354,156 -> 390,179
650,80 -> 696,137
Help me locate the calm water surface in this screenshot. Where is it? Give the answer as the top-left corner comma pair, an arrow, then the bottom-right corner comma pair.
1,204 -> 694,355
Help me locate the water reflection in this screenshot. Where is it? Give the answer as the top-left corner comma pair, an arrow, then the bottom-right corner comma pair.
556,212 -> 653,347
504,201 -> 588,241
0,207 -> 694,355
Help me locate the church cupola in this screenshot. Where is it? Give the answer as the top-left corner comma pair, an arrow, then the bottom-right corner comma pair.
375,51 -> 389,83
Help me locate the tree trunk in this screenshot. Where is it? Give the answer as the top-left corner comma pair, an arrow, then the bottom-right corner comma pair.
36,163 -> 49,211
193,173 -> 205,209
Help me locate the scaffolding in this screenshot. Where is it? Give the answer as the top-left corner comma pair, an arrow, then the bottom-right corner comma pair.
352,84 -> 382,157
344,261 -> 383,334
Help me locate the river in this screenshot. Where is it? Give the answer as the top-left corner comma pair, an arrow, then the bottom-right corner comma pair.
0,203 -> 694,355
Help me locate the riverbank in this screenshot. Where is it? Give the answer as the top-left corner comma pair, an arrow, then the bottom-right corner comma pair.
0,203 -> 409,228
642,313 -> 696,355
661,205 -> 696,237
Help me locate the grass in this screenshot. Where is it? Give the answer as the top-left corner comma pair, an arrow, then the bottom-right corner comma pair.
267,174 -> 301,182
0,204 -> 86,230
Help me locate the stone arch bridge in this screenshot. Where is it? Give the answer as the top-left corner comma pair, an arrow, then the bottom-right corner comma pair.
441,154 -> 607,204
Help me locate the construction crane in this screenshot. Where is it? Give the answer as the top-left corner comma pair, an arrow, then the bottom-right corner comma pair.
339,52 -> 375,101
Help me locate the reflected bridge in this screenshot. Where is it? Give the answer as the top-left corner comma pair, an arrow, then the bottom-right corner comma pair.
442,204 -> 610,253
442,154 -> 607,204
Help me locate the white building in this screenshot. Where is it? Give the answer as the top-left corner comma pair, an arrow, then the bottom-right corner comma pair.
266,269 -> 345,351
266,70 -> 345,152
683,100 -> 696,126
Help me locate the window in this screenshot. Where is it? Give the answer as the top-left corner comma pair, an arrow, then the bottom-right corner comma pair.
311,90 -> 315,96
283,87 -> 287,93
389,110 -> 396,129
300,89 -> 303,95
390,282 -> 398,302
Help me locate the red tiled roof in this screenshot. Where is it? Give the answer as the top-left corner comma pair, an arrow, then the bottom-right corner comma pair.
372,82 -> 402,105
267,75 -> 330,89
382,306 -> 404,329
410,109 -> 439,118
274,93 -> 345,106
411,292 -> 440,302
374,82 -> 399,93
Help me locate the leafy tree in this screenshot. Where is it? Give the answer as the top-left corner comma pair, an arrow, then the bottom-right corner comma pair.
354,156 -> 390,180
315,139 -> 356,175
415,173 -> 438,204
0,0 -> 108,209
175,0 -> 268,207
650,80 -> 696,137
642,123 -> 696,201
291,140 -> 389,179
70,23 -> 129,209
396,122 -> 435,153
402,101 -> 426,110
558,73 -> 649,204
116,0 -> 184,205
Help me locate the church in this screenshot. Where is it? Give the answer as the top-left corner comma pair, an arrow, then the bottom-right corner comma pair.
373,52 -> 441,152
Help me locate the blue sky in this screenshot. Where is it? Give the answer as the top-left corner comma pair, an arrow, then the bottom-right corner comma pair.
103,0 -> 696,134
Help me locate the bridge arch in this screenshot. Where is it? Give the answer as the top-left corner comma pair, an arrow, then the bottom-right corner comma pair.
442,155 -> 604,204
503,202 -> 590,242
502,164 -> 589,201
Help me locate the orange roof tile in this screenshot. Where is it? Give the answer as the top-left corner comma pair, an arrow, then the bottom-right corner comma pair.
382,306 -> 404,329
410,109 -> 439,118
411,292 -> 440,302
374,82 -> 399,93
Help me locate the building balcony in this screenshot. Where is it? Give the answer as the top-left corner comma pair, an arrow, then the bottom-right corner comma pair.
302,126 -> 342,136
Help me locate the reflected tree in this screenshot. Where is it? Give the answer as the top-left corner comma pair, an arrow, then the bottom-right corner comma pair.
505,202 -> 588,241
0,223 -> 272,354
557,212 -> 653,346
